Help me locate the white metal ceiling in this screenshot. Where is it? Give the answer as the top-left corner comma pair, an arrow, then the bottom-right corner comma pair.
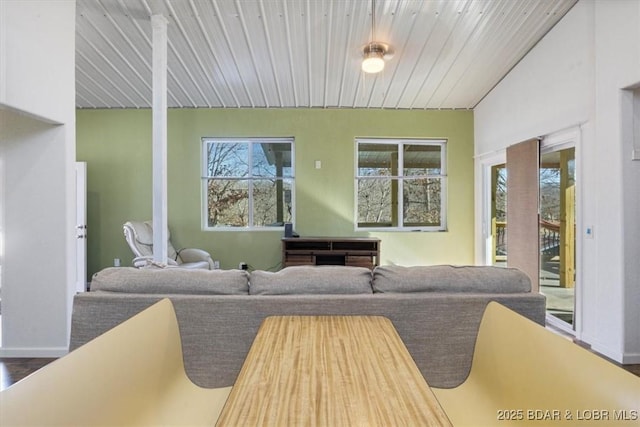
76,0 -> 577,110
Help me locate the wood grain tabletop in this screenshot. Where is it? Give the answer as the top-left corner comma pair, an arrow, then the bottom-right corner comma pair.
217,315 -> 452,426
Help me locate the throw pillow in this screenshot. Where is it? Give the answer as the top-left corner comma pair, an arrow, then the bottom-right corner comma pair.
91,267 -> 249,295
249,266 -> 373,295
372,265 -> 531,293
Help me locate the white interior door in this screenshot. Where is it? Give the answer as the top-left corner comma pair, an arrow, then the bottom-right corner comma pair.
75,162 -> 87,292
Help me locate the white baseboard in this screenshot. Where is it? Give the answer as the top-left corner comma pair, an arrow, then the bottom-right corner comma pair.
588,343 -> 640,365
622,353 -> 640,364
0,346 -> 68,358
582,335 -> 624,363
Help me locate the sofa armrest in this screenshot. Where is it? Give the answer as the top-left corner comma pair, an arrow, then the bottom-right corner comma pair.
2,299 -> 231,425
178,248 -> 214,268
132,256 -> 179,268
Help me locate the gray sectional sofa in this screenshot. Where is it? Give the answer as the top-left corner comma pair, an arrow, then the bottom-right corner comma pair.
70,265 -> 546,389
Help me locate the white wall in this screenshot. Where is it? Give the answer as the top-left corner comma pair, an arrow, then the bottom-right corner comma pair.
0,1 -> 75,124
474,0 -> 640,363
0,1 -> 76,356
474,1 -> 594,152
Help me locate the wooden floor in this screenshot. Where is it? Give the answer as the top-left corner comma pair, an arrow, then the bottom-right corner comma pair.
625,364 -> 640,377
1,358 -> 56,391
1,357 -> 639,392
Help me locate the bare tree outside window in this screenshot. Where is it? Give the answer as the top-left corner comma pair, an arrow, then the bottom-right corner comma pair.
202,138 -> 294,229
356,139 -> 447,231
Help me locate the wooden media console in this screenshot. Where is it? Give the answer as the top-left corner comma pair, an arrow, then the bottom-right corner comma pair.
281,237 -> 380,269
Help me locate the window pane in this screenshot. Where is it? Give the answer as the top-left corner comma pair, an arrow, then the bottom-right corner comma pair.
357,144 -> 398,177
357,178 -> 393,227
205,142 -> 249,177
355,138 -> 446,231
492,164 -> 507,266
253,143 -> 293,178
203,138 -> 294,229
403,178 -> 441,226
252,179 -> 293,226
206,179 -> 248,227
404,144 -> 441,176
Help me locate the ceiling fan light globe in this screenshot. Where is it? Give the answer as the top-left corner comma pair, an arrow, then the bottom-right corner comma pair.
362,53 -> 385,73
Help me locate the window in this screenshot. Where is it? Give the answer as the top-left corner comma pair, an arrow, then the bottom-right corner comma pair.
202,138 -> 294,229
356,138 -> 446,231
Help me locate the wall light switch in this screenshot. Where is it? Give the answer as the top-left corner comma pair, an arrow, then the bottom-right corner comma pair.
585,226 -> 594,239
315,160 -> 322,169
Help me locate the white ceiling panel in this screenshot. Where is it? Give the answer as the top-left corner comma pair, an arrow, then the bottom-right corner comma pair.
76,0 -> 578,110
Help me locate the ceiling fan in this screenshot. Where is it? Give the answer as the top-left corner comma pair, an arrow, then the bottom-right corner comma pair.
361,0 -> 394,74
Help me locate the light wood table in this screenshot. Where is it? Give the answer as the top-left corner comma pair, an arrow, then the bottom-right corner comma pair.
217,315 -> 452,426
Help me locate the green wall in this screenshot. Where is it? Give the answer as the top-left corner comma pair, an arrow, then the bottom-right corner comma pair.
77,108 -> 474,277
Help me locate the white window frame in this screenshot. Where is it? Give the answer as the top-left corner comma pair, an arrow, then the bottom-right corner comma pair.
355,138 -> 447,232
201,137 -> 295,231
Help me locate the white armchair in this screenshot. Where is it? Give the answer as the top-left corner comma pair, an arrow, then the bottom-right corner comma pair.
123,220 -> 214,269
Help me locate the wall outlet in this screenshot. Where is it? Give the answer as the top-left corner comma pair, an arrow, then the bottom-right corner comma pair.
213,260 -> 220,269
239,262 -> 248,270
114,258 -> 121,267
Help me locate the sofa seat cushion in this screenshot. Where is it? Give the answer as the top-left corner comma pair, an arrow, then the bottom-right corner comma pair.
91,267 -> 249,295
372,265 -> 531,294
249,266 -> 373,295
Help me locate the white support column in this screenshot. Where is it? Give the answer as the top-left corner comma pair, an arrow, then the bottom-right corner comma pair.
151,14 -> 168,264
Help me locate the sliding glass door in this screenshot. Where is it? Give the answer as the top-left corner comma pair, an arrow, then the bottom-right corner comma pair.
485,138 -> 578,332
539,147 -> 576,328
490,164 -> 507,266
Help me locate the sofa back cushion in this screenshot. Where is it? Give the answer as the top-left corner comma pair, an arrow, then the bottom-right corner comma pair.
249,266 -> 373,295
372,265 -> 531,293
91,267 -> 249,295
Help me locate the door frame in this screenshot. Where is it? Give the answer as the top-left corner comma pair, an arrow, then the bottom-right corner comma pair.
540,127 -> 582,336
476,150 -> 506,266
